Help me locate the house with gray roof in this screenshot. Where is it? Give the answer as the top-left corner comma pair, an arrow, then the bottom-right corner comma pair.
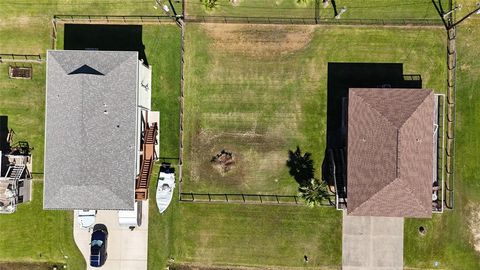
44,50 -> 158,210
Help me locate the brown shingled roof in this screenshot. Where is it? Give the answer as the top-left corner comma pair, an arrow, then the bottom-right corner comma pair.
347,88 -> 434,218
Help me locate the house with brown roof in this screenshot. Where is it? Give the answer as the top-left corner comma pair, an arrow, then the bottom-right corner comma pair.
346,88 -> 440,218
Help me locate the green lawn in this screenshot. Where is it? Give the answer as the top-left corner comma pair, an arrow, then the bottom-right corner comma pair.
182,24 -> 446,195
0,181 -> 85,270
0,64 -> 45,174
173,203 -> 342,268
144,25 -> 182,159
403,19 -> 480,270
148,172 -> 343,269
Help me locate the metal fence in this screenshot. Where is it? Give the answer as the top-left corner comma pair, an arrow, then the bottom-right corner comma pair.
445,26 -> 456,210
53,15 -> 176,24
53,14 -> 443,27
434,94 -> 446,213
0,54 -> 43,64
179,192 -> 335,206
185,15 -> 443,27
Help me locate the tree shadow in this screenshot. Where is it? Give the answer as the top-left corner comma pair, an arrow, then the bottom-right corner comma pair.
64,24 -> 149,66
323,62 -> 423,200
286,146 -> 315,188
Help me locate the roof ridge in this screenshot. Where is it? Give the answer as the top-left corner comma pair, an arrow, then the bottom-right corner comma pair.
398,91 -> 433,130
352,90 -> 397,130
396,178 -> 429,214
349,176 -> 399,214
102,52 -> 138,75
48,52 -> 70,74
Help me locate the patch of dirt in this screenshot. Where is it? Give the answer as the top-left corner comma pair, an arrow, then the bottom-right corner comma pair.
467,202 -> 480,253
211,149 -> 236,175
202,24 -> 315,58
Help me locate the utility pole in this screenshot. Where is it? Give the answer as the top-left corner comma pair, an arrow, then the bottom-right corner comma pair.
432,0 -> 480,210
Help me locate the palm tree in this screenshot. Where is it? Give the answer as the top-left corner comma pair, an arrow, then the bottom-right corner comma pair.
299,178 -> 331,207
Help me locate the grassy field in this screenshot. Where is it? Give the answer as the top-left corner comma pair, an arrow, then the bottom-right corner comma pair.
148,171 -> 343,269
403,19 -> 480,270
185,0 -> 442,20
0,181 -> 85,269
182,24 -> 446,195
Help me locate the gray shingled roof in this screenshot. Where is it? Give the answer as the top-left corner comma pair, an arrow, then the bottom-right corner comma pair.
44,50 -> 139,210
347,88 -> 434,218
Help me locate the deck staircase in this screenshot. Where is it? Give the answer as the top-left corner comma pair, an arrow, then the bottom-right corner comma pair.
7,164 -> 26,182
135,122 -> 158,200
0,164 -> 25,213
6,164 -> 26,193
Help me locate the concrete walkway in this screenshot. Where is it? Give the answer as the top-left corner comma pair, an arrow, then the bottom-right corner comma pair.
342,212 -> 404,270
73,201 -> 149,270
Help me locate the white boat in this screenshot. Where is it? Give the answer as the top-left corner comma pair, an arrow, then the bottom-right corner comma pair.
156,163 -> 175,214
75,210 -> 96,229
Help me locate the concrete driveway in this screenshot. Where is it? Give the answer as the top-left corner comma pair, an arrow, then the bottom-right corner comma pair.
73,201 -> 149,270
342,212 -> 404,270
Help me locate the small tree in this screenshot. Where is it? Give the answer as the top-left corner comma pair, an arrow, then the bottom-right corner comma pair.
299,178 -> 331,207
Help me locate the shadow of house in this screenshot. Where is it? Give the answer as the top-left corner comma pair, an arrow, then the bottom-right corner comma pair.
323,63 -> 422,205
64,24 -> 149,66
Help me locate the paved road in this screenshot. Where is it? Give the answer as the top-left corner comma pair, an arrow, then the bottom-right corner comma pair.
342,212 -> 404,270
73,201 -> 149,270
